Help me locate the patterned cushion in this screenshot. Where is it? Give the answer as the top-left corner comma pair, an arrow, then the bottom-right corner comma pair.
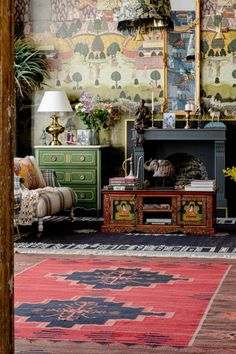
14,156 -> 45,189
35,187 -> 77,218
41,169 -> 60,187
29,156 -> 46,188
14,175 -> 23,214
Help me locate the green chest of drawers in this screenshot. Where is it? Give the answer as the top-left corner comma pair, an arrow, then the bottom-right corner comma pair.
34,145 -> 109,213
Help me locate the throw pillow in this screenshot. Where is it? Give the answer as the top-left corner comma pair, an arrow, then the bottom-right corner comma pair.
14,156 -> 44,189
29,156 -> 46,188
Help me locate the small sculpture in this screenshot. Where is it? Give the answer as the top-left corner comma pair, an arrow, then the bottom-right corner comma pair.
144,158 -> 175,187
144,158 -> 175,178
208,107 -> 221,122
134,99 -> 151,145
40,128 -> 47,145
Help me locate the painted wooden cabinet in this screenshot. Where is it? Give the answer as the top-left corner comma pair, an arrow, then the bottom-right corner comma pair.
102,189 -> 216,235
34,145 -> 110,213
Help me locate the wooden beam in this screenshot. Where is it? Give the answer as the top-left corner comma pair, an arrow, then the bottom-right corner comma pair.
0,0 -> 15,353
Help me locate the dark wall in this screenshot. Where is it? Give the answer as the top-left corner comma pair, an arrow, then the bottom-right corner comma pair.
224,121 -> 236,217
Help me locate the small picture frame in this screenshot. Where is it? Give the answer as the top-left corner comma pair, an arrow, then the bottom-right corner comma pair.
163,113 -> 176,129
66,130 -> 77,145
77,129 -> 89,145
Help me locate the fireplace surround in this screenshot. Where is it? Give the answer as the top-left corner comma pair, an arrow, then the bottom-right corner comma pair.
132,127 -> 227,216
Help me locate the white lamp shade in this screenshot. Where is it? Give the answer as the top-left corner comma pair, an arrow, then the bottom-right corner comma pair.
37,90 -> 73,112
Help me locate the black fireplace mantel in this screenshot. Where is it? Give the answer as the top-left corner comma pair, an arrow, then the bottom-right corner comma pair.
132,127 -> 227,214
136,127 -> 226,141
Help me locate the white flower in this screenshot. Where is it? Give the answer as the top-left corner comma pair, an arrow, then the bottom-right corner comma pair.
75,102 -> 83,111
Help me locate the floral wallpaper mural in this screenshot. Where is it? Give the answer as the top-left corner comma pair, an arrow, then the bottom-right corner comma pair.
14,0 -> 236,148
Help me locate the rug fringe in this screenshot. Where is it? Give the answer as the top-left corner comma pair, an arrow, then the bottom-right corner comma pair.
14,248 -> 236,259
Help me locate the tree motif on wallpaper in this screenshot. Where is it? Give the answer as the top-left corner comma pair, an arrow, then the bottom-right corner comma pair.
75,42 -> 89,59
111,71 -> 122,89
88,19 -> 109,33
107,42 -> 121,58
92,36 -> 105,55
150,70 -> 161,88
72,72 -> 82,90
57,19 -> 82,38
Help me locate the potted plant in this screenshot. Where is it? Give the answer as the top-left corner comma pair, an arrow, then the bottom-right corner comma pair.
14,37 -> 50,155
224,167 -> 236,182
14,37 -> 49,99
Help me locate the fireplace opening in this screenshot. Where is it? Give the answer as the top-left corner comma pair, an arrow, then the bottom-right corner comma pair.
144,153 -> 208,189
132,126 -> 227,214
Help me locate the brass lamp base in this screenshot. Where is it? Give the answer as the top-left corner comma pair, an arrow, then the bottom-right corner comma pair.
46,113 -> 65,145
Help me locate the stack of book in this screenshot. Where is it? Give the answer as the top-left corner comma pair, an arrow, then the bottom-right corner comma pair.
143,203 -> 170,210
103,176 -> 140,191
184,179 -> 216,192
145,218 -> 172,224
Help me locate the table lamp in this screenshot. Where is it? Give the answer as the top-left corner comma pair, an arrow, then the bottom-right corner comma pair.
37,90 -> 73,145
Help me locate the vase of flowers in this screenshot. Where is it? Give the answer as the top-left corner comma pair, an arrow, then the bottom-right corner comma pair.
75,92 -> 113,145
89,127 -> 100,145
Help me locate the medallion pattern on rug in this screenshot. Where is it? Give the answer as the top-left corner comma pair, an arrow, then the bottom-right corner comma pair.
14,258 -> 229,347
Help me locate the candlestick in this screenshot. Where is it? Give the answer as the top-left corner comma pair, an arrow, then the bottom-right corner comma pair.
184,103 -> 192,129
151,92 -> 154,112
150,109 -> 156,129
185,103 -> 191,111
184,111 -> 190,129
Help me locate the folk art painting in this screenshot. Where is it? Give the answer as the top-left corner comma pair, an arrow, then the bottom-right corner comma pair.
14,0 -> 236,146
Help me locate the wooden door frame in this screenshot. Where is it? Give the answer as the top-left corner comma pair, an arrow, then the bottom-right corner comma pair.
0,1 -> 15,353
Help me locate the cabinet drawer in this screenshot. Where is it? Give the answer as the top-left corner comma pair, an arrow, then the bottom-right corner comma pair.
75,188 -> 97,204
56,169 -> 96,184
38,149 -> 97,167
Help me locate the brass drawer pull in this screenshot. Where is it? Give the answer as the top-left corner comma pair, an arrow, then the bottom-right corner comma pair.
80,175 -> 85,180
79,193 -> 85,199
80,155 -> 85,161
51,155 -> 57,162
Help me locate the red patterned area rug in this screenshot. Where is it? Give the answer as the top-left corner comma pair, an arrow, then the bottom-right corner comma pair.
15,257 -> 230,350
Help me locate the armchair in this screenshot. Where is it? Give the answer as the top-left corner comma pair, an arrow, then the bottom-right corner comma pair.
14,156 -> 77,235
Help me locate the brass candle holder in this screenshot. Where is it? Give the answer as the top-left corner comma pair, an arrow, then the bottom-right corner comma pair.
184,103 -> 194,129
184,109 -> 191,129
150,110 -> 156,129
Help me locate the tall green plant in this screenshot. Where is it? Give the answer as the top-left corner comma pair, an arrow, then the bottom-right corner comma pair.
14,38 -> 50,99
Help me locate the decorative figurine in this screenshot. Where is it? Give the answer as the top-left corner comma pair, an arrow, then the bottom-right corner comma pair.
144,158 -> 175,187
40,128 -> 47,145
134,99 -> 151,145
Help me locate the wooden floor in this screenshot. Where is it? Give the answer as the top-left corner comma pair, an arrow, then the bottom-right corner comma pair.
14,253 -> 236,354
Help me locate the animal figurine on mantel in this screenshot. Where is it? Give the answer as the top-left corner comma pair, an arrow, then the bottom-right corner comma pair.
208,107 -> 221,122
